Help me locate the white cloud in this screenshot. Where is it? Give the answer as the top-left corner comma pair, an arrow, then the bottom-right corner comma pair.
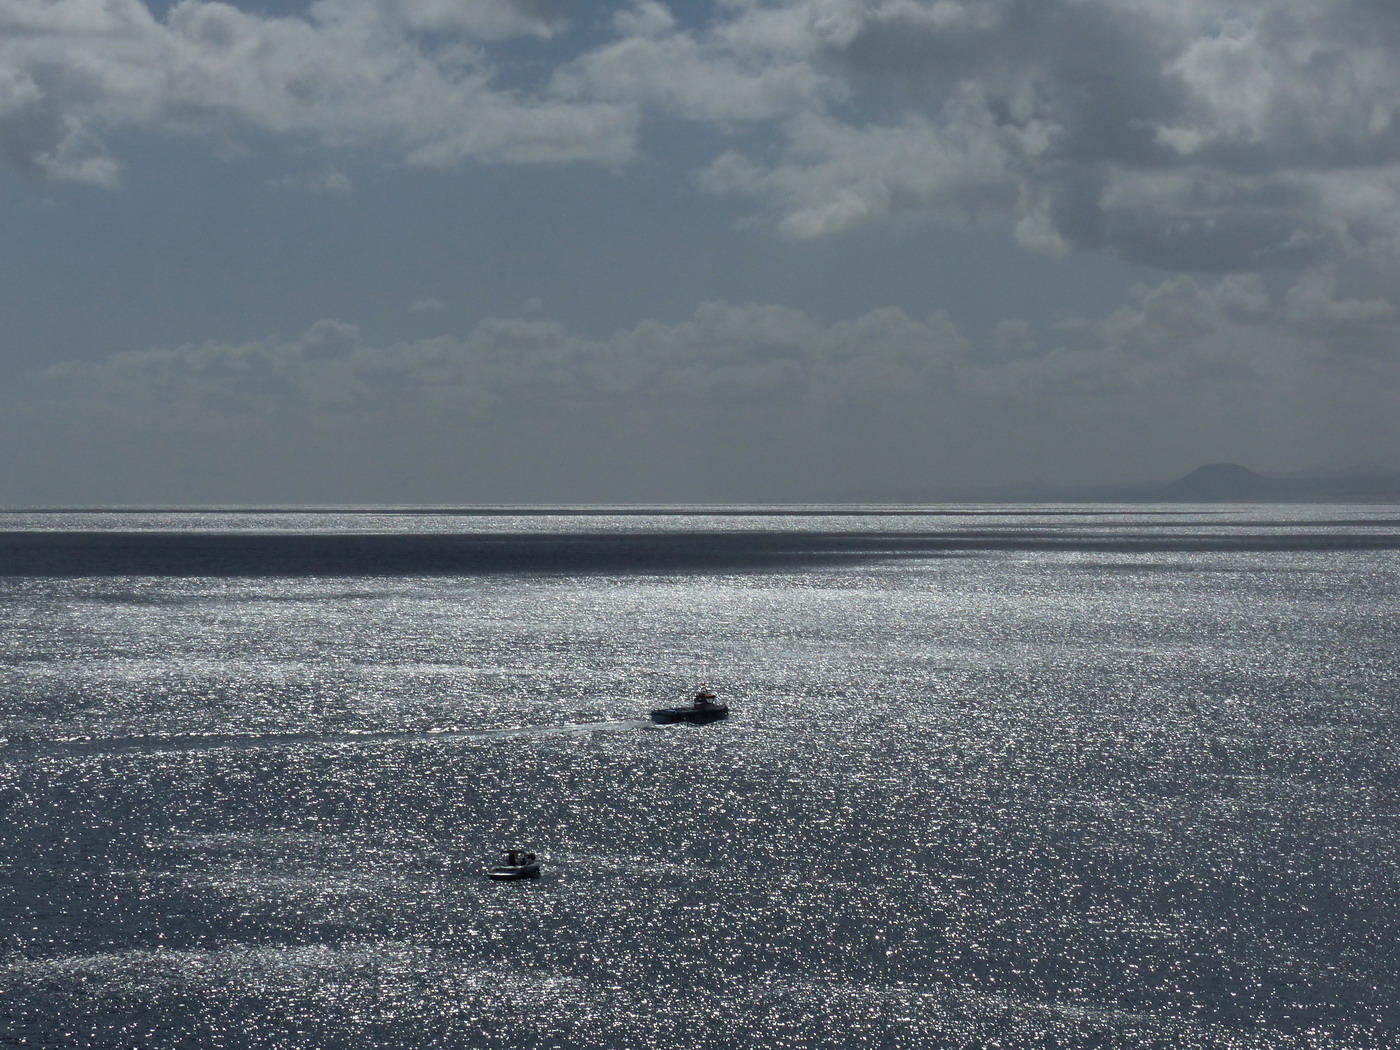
553,4 -> 828,125
0,0 -> 636,183
611,1 -> 676,40
1161,18 -> 1277,151
701,104 -> 1018,237
1285,270 -> 1397,324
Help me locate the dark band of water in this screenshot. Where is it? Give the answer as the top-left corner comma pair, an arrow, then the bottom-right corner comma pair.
2,526 -> 1398,576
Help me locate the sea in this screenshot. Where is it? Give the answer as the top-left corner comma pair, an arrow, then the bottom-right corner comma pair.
0,505 -> 1396,1050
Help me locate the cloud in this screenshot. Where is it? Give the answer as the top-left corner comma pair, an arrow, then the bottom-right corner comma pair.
674,0 -> 1400,274
552,2 -> 829,125
1285,270 -> 1396,325
10,0 -> 1400,286
7,281 -> 1400,503
0,303 -> 967,502
0,0 -> 636,183
393,0 -> 570,40
264,164 -> 351,193
700,104 -> 1019,238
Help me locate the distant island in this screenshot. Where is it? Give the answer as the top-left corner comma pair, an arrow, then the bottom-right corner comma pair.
1043,462 -> 1400,503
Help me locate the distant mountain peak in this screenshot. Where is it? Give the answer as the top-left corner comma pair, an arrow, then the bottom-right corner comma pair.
1149,462 -> 1400,501
949,460 -> 1400,502
1156,462 -> 1283,498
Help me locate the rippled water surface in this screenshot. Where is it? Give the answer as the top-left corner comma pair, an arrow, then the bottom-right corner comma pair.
1,506 -> 1397,1048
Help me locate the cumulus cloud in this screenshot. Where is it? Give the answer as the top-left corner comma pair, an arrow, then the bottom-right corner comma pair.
675,0 -> 1400,275
552,1 -> 830,125
0,0 -> 635,182
6,282 -> 1399,504
9,0 -> 1400,284
700,105 -> 1019,238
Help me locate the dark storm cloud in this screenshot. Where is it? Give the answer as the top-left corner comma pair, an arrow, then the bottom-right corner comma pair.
830,0 -> 1184,168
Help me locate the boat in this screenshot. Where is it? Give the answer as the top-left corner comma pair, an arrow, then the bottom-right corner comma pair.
489,849 -> 541,880
650,686 -> 729,725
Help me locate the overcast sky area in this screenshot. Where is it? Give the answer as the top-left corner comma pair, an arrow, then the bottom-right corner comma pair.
3,0 -> 1400,504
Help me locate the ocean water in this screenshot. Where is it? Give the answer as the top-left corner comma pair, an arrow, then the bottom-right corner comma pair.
0,506 -> 1396,1049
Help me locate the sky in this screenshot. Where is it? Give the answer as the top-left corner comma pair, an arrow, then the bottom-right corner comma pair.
3,0 -> 1400,505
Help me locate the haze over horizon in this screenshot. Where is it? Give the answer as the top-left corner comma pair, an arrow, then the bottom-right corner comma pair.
4,0 -> 1400,505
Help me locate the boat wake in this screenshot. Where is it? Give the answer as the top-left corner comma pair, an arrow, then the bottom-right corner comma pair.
5,718 -> 656,759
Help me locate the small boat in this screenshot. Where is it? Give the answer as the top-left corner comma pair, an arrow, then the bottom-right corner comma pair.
650,686 -> 729,725
489,849 -> 541,880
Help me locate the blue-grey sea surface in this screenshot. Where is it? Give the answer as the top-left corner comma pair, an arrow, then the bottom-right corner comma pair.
1,506 -> 1396,1048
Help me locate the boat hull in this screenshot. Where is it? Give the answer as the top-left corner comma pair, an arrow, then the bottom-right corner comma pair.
649,705 -> 729,725
489,862 -> 541,880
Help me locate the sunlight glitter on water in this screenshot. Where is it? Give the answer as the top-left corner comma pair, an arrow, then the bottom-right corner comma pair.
1,509 -> 1397,1048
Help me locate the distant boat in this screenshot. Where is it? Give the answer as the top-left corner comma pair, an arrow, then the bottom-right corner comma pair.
650,686 -> 729,725
489,849 -> 541,880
